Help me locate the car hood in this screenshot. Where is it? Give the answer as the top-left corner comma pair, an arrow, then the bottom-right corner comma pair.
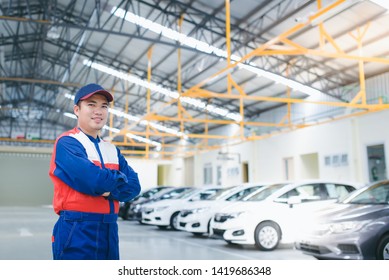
144,199 -> 181,208
180,200 -> 233,211
144,198 -> 197,208
316,203 -> 389,222
179,200 -> 214,209
216,201 -> 268,214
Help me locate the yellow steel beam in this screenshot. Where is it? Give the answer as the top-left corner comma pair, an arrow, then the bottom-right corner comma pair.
0,15 -> 49,24
182,88 -> 388,109
0,137 -> 55,144
257,40 -> 389,64
226,0 -> 232,96
349,23 -> 371,105
286,63 -> 292,126
248,107 -> 386,141
146,46 -> 154,157
178,14 -> 185,139
148,114 -> 296,127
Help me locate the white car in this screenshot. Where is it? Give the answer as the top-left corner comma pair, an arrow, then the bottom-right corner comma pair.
177,182 -> 269,236
211,180 -> 361,251
141,186 -> 223,230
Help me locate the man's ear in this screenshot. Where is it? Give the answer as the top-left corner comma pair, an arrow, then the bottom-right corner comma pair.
73,104 -> 79,117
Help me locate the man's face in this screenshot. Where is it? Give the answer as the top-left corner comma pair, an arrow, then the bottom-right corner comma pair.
74,93 -> 109,137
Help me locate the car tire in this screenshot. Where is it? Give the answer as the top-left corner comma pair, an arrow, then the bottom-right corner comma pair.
122,208 -> 129,220
170,212 -> 180,230
254,221 -> 281,251
376,234 -> 389,260
119,204 -> 129,220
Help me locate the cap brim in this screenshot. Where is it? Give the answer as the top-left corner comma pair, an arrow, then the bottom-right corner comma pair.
80,90 -> 113,102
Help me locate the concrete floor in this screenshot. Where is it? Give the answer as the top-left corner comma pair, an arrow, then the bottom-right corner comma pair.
0,206 -> 314,260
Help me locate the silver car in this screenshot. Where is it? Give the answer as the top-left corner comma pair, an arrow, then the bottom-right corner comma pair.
295,180 -> 389,260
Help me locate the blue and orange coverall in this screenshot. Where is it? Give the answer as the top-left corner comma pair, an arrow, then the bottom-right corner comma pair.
49,127 -> 141,259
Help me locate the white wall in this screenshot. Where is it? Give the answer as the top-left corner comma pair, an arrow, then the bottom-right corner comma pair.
191,109 -> 389,186
127,158 -> 169,190
249,118 -> 359,182
355,110 -> 389,181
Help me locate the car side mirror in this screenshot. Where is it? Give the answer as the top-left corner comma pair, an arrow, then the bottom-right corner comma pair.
287,197 -> 302,208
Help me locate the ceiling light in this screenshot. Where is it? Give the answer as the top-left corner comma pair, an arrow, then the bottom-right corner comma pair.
63,112 -> 77,119
310,0 -> 362,26
370,0 -> 389,12
47,26 -> 60,39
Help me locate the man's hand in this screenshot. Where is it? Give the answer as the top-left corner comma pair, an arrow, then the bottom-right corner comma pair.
102,192 -> 110,197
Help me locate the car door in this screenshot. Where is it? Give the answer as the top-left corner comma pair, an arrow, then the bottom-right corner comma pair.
271,183 -> 330,241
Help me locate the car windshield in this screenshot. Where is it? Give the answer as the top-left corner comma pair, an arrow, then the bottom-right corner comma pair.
189,188 -> 223,201
159,188 -> 192,200
141,188 -> 165,199
243,183 -> 287,201
206,186 -> 236,200
342,182 -> 389,205
174,188 -> 197,199
226,185 -> 265,201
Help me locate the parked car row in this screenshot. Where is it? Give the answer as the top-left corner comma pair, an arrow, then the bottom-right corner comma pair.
119,180 -> 389,260
211,180 -> 358,251
177,182 -> 269,235
118,186 -> 173,220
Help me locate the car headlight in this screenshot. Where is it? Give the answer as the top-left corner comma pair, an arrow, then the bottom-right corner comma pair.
191,207 -> 210,214
326,220 -> 371,234
228,211 -> 245,219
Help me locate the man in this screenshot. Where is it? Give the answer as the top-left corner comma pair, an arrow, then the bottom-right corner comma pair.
49,83 -> 141,260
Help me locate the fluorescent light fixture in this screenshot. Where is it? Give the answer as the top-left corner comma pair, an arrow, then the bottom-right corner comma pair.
63,112 -> 77,119
111,7 -> 326,99
125,132 -> 162,149
370,0 -> 389,12
104,125 -> 162,148
310,0 -> 362,26
238,63 -> 324,99
83,60 -> 242,122
47,26 -> 60,39
103,125 -> 120,134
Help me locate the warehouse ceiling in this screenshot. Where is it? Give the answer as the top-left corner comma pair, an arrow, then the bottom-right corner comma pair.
1,0 -> 389,158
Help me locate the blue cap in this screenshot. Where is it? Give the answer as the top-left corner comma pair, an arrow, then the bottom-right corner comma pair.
74,83 -> 113,105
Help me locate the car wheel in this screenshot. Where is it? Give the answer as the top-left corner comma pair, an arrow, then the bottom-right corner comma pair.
157,225 -> 168,229
119,205 -> 129,220
170,212 -> 180,230
122,208 -> 129,220
254,221 -> 281,251
376,234 -> 389,260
